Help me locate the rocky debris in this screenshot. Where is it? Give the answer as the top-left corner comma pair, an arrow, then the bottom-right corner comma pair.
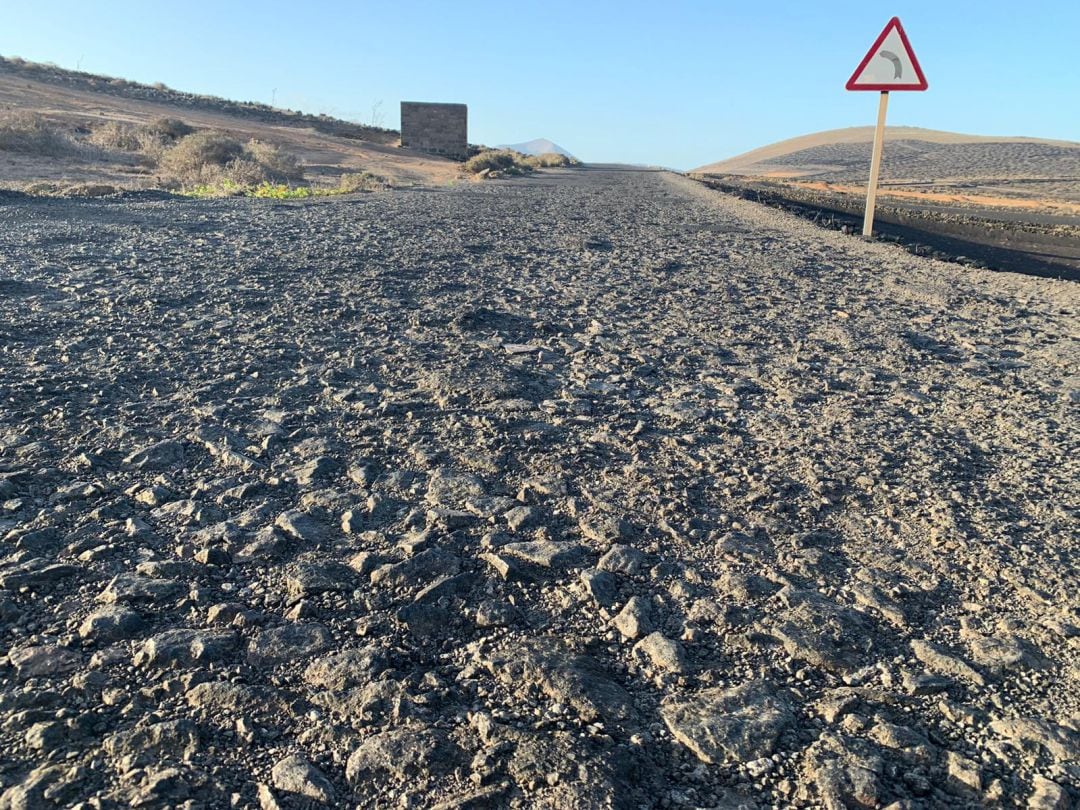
989,716 -> 1079,762
133,628 -> 239,668
964,631 -> 1050,674
97,573 -> 185,605
184,680 -> 271,715
661,681 -> 793,764
371,547 -> 461,589
345,727 -> 463,782
0,167 -> 1074,808
770,587 -> 875,674
425,468 -> 485,507
799,733 -> 883,808
911,639 -> 987,687
104,719 -> 200,761
270,754 -> 336,804
480,637 -> 632,723
0,558 -> 80,591
944,750 -> 983,793
274,510 -> 328,544
502,540 -> 589,568
285,560 -> 355,600
597,544 -> 647,575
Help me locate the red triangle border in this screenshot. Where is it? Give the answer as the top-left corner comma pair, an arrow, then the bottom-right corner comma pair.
846,17 -> 928,91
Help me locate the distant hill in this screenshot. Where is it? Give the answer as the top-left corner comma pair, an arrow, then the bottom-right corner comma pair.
500,138 -> 576,158
694,126 -> 1080,202
0,54 -> 464,192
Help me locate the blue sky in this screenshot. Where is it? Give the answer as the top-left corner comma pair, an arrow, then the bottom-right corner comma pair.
2,1 -> 1076,169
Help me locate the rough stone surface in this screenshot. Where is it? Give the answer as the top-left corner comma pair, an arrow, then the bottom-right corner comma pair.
0,167 -> 1074,808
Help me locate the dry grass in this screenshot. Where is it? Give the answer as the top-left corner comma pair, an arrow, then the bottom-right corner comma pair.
0,112 -> 79,156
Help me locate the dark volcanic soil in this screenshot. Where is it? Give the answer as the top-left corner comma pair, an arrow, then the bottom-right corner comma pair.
0,168 -> 1077,809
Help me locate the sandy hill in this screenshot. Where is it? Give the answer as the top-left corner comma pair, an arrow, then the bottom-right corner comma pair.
499,138 -> 576,159
695,126 -> 1080,202
0,56 -> 463,190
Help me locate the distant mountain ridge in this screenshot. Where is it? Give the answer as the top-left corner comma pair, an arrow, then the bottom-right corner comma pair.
500,138 -> 576,158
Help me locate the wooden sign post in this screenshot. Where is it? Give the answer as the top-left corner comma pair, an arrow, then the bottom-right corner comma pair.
845,17 -> 928,237
863,91 -> 889,236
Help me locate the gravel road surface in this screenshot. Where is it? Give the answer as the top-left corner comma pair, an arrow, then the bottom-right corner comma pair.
1,168 -> 1077,808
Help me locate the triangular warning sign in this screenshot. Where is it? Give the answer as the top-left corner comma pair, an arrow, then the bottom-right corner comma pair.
846,17 -> 928,91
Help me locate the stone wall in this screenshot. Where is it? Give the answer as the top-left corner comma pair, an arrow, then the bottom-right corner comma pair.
400,102 -> 468,160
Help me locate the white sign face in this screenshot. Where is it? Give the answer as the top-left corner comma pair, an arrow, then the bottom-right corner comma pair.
846,17 -> 928,91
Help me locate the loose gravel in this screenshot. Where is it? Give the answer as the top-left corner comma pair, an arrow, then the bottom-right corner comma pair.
0,167 -> 1077,809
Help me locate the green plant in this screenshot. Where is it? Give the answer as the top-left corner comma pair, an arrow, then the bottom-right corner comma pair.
250,183 -> 315,199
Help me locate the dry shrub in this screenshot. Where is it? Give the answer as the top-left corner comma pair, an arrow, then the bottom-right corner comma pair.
523,152 -> 579,168
464,149 -> 532,175
219,158 -> 273,187
244,139 -> 303,182
88,121 -> 144,152
159,131 -> 246,181
144,117 -> 194,141
0,112 -> 78,156
337,172 -> 386,193
159,131 -> 305,187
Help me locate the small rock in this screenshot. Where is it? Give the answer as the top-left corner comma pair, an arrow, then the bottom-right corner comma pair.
271,754 -> 335,803
97,573 -> 185,605
633,632 -> 689,673
661,681 -> 792,764
8,644 -> 81,680
125,439 -> 184,470
1028,775 -> 1070,809
133,629 -> 239,668
275,510 -> 329,544
78,606 -> 145,642
945,751 -> 982,793
580,569 -> 618,606
612,596 -> 653,640
504,505 -> 538,531
247,623 -> 334,667
597,544 -> 646,575
303,647 -> 387,691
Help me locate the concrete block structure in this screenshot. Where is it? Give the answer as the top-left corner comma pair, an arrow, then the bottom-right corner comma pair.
400,102 -> 468,160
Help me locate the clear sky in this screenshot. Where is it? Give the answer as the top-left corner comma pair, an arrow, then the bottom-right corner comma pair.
2,0 -> 1077,169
